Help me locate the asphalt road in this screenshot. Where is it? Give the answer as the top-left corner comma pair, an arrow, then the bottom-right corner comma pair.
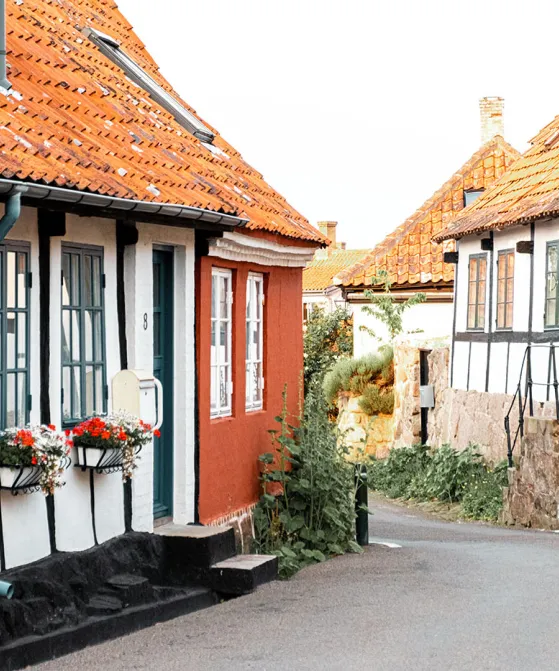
36,496 -> 559,671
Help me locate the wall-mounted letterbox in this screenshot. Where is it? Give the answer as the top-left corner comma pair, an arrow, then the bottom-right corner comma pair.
112,369 -> 163,430
420,384 -> 435,409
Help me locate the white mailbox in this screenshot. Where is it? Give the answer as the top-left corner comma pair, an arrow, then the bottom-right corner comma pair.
112,369 -> 163,430
419,384 -> 435,409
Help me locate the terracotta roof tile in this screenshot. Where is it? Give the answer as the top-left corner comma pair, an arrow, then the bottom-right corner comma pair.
434,116 -> 559,241
303,248 -> 369,291
335,136 -> 520,288
0,0 -> 324,244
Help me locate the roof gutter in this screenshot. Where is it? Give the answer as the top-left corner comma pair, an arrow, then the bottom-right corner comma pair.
0,179 -> 248,228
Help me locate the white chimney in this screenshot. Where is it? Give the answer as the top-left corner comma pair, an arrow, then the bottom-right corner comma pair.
480,97 -> 504,144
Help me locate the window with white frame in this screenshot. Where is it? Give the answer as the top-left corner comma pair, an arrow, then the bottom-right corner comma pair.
211,269 -> 233,417
246,274 -> 264,411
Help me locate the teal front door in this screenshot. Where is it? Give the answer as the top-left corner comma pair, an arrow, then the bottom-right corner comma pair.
152,249 -> 174,519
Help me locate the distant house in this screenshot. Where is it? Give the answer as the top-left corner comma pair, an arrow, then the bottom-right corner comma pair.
434,111 -> 559,400
334,99 -> 520,356
0,0 -> 323,569
302,221 -> 368,319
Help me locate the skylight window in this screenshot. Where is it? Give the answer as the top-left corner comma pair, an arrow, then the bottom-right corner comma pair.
463,189 -> 484,207
83,27 -> 215,144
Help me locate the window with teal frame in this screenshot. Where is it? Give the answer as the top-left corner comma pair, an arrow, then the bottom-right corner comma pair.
0,241 -> 30,430
61,244 -> 107,425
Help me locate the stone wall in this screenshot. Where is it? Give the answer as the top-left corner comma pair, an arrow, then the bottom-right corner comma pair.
392,345 -> 421,448
502,417 -> 559,529
337,393 -> 394,460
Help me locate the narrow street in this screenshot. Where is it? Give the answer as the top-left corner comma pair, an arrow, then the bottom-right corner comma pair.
35,497 -> 559,671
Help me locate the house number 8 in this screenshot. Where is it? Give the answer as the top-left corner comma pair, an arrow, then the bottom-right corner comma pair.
143,313 -> 148,330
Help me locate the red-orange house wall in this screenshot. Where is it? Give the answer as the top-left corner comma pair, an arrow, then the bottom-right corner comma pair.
196,253 -> 305,523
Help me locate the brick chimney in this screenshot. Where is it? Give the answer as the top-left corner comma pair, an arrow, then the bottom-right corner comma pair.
318,221 -> 337,247
480,97 -> 504,144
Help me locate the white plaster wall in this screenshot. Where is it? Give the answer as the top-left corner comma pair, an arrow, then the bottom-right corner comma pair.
51,216 -> 125,553
468,342 -> 488,392
452,341 -> 470,390
353,302 -> 453,357
488,342 -> 508,394
2,208 -> 51,567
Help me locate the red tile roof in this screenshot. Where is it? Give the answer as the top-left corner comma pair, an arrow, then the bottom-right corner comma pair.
335,137 -> 520,288
0,0 -> 324,244
435,116 -> 559,241
303,248 -> 370,291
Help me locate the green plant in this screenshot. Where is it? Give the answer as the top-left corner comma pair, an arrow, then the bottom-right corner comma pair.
358,385 -> 394,415
254,384 -> 362,578
303,306 -> 353,391
323,346 -> 394,405
368,443 -> 508,522
360,270 -> 426,343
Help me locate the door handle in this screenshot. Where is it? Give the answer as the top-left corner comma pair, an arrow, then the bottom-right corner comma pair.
153,378 -> 163,431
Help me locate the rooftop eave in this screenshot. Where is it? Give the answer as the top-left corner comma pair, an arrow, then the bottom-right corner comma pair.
0,179 -> 248,228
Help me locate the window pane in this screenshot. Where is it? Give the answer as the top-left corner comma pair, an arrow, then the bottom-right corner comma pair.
62,310 -> 71,363
17,253 -> 26,308
478,258 -> 487,281
92,256 -> 101,307
469,260 -> 477,282
497,278 -> 505,305
220,276 -> 228,319
6,252 -> 15,308
210,365 -> 217,413
506,278 -> 514,304
17,313 -> 26,368
93,311 -> 103,362
498,257 -> 506,280
84,254 -> 92,306
548,272 -> 557,299
71,310 -> 81,362
546,299 -> 557,326
85,365 -> 94,416
254,363 -> 262,405
17,373 -> 26,426
211,276 -> 216,319
246,362 -> 251,405
507,252 -> 515,276
497,303 -> 505,329
71,254 -> 80,306
6,373 -> 15,427
477,279 -> 486,306
219,366 -> 227,409
71,367 -> 81,419
63,367 -> 72,420
95,367 -> 104,412
6,312 -> 15,369
468,305 -> 476,329
62,253 -> 71,306
478,303 -> 485,329
85,310 -> 93,361
548,245 -> 557,274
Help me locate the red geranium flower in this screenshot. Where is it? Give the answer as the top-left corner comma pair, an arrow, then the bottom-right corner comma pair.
31,456 -> 37,465
48,424 -> 56,431
154,429 -> 161,438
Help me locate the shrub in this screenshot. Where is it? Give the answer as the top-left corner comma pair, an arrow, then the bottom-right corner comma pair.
323,346 -> 394,405
358,385 -> 394,415
254,384 -> 362,578
303,306 -> 353,391
368,443 -> 508,521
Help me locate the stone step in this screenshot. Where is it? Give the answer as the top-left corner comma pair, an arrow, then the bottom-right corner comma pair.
209,554 -> 278,595
103,574 -> 152,607
86,594 -> 123,616
155,523 -> 237,568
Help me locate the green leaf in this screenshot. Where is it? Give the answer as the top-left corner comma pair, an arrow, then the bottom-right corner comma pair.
348,540 -> 364,554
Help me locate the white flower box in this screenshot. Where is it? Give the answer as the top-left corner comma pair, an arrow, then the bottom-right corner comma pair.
74,446 -> 122,469
0,465 -> 38,489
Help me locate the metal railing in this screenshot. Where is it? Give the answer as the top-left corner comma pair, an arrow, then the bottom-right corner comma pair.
504,344 -> 559,467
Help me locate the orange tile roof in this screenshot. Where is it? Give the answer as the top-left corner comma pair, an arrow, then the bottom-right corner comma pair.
303,248 -> 370,291
0,0 -> 324,244
435,116 -> 559,242
335,137 -> 520,288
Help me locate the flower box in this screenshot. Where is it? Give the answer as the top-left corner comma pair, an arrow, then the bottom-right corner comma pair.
74,445 -> 121,470
0,465 -> 40,489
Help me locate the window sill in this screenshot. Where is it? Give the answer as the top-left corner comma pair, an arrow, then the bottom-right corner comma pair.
210,413 -> 233,423
246,407 -> 265,416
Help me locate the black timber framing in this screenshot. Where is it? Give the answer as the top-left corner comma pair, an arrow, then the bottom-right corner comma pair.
38,209 -> 66,557
485,232 -> 495,392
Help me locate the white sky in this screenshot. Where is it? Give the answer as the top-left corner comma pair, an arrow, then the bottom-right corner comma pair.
117,0 -> 559,249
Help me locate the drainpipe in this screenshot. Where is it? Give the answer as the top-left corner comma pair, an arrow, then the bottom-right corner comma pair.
0,0 -> 10,90
0,189 -> 24,241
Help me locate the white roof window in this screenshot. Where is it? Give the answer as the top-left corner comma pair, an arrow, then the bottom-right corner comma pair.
83,27 -> 215,144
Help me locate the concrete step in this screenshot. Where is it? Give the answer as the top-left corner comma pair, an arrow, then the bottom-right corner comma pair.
209,554 -> 278,595
86,594 -> 123,616
155,523 -> 237,568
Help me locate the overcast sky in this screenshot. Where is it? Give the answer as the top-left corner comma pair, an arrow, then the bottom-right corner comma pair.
117,0 -> 559,249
